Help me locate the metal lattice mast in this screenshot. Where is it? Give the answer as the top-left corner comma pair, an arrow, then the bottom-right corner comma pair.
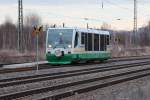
133,0 -> 137,45
18,0 -> 23,52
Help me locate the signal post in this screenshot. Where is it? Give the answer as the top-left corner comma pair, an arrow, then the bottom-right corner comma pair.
32,26 -> 43,73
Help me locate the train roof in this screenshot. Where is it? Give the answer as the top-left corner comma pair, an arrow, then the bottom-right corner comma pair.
47,27 -> 110,35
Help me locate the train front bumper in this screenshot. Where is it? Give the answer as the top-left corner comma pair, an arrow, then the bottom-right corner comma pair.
46,53 -> 78,64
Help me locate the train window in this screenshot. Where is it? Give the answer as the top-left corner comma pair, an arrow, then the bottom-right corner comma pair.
100,35 -> 105,51
88,33 -> 92,51
85,33 -> 88,51
104,35 -> 107,51
81,33 -> 85,44
107,35 -> 110,45
94,34 -> 99,51
74,32 -> 79,47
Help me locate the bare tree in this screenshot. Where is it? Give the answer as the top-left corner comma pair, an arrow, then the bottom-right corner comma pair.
0,18 -> 17,50
23,13 -> 45,51
24,13 -> 41,27
101,22 -> 111,30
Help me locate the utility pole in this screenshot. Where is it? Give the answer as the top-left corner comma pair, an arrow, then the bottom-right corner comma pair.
84,18 -> 89,28
18,0 -> 24,53
133,0 -> 137,46
101,0 -> 104,8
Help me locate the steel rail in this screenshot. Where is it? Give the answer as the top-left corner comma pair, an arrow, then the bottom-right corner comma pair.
0,56 -> 150,74
0,60 -> 150,88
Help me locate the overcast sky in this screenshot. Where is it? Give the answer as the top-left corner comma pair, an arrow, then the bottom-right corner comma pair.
0,0 -> 150,30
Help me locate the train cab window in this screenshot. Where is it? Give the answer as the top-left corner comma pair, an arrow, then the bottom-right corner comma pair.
100,35 -> 105,51
88,33 -> 92,51
94,34 -> 99,51
81,33 -> 85,44
74,32 -> 79,47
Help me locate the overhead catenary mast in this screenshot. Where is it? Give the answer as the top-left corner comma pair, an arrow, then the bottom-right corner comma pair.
133,0 -> 137,45
18,0 -> 24,52
101,0 -> 104,8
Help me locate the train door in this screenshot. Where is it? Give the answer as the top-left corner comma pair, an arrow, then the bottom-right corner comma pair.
100,34 -> 110,51
74,32 -> 79,48
82,32 -> 93,51
85,33 -> 88,51
88,33 -> 93,51
100,34 -> 105,51
94,34 -> 99,51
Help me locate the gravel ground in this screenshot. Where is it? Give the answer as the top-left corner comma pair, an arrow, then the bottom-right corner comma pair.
63,75 -> 150,100
0,59 -> 150,80
1,64 -> 150,100
2,61 -> 48,68
0,66 -> 84,80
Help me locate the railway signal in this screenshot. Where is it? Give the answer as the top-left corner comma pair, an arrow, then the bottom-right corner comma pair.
32,26 -> 43,73
32,26 -> 43,36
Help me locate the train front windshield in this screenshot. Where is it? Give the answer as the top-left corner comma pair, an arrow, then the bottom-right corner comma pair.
47,29 -> 73,48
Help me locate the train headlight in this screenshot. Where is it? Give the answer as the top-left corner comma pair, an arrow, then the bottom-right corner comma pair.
68,45 -> 72,48
55,50 -> 62,57
48,45 -> 52,48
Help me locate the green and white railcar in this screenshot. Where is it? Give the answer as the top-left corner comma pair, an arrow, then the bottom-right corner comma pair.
46,28 -> 111,64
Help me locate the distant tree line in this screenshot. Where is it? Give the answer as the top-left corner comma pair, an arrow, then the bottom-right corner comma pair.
0,15 -> 150,54
103,22 -> 150,47
0,14 -> 46,52
138,22 -> 150,46
0,20 -> 17,49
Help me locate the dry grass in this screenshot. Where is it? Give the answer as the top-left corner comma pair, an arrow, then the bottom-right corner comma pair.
0,49 -> 45,64
111,45 -> 150,57
1,46 -> 150,63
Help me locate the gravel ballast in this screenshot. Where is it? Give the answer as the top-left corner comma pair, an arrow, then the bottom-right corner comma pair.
0,59 -> 150,80
63,75 -> 150,100
1,64 -> 150,100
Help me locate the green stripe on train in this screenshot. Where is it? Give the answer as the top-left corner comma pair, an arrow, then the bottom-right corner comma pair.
46,52 -> 111,64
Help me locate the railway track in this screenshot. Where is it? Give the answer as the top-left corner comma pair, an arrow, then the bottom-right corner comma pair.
0,55 -> 150,74
0,59 -> 150,88
0,59 -> 150,99
44,67 -> 150,100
